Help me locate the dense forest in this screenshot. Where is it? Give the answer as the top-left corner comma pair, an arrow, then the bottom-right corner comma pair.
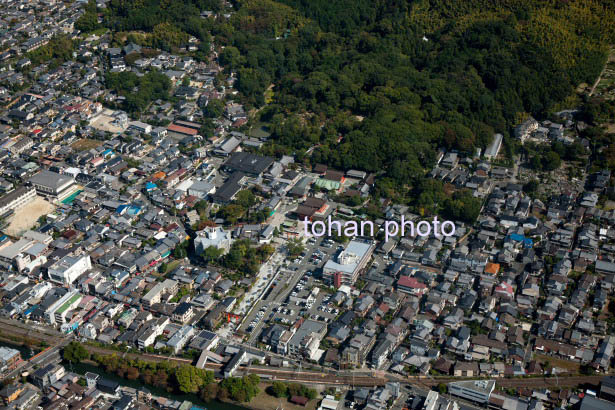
105,70 -> 172,113
96,0 -> 615,208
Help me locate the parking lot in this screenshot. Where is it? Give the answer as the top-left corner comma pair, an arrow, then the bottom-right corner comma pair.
239,235 -> 344,344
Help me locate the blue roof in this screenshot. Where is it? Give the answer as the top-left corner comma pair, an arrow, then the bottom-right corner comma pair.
24,305 -> 37,315
127,205 -> 141,216
116,204 -> 129,214
509,233 -> 525,242
145,182 -> 157,190
195,272 -> 207,285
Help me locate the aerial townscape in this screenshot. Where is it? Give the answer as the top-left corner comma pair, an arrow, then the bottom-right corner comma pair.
2,1 -> 615,410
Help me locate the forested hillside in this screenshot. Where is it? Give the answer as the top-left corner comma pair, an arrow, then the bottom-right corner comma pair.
100,0 -> 615,197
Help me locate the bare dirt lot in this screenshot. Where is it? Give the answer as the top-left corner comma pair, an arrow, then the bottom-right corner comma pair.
5,196 -> 55,236
71,138 -> 103,151
89,109 -> 126,133
534,353 -> 580,374
245,385 -> 319,410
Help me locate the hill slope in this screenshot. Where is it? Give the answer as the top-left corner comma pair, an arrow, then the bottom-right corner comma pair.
103,0 -> 615,194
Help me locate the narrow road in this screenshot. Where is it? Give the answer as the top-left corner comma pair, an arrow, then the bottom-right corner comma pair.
589,47 -> 614,96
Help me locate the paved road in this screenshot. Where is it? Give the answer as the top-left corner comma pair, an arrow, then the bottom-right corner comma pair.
241,235 -> 334,345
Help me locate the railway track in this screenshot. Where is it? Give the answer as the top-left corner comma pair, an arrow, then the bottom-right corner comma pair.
2,320 -> 610,390
0,318 -> 65,342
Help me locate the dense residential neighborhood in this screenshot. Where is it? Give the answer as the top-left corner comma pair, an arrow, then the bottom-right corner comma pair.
0,1 -> 614,410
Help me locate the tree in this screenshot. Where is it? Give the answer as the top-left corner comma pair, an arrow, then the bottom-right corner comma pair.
202,245 -> 224,262
174,240 -> 189,259
100,0 -> 615,190
235,190 -> 256,209
203,98 -> 224,118
219,375 -> 260,402
75,0 -> 100,33
286,238 -> 304,259
442,189 -> 482,223
175,365 -> 213,393
63,342 -> 90,363
543,151 -> 561,171
437,383 -> 447,395
76,11 -> 100,33
219,46 -> 241,70
126,366 -> 139,380
287,383 -> 317,400
217,204 -> 245,224
271,381 -> 288,398
27,35 -> 75,66
200,383 -> 219,402
523,179 -> 539,197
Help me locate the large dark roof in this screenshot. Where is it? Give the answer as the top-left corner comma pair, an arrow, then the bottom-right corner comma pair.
223,152 -> 274,175
213,172 -> 244,203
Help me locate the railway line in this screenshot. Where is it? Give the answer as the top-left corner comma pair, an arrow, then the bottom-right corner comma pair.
81,344 -> 611,389
1,319 -> 611,391
0,317 -> 65,342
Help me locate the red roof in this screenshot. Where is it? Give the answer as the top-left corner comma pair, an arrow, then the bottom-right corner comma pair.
495,282 -> 514,295
168,123 -> 198,136
290,396 -> 308,406
397,275 -> 426,289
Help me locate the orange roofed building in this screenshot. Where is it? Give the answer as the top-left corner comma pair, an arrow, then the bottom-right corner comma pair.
484,262 -> 500,275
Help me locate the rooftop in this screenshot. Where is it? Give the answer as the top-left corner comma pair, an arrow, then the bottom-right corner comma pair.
29,170 -> 74,190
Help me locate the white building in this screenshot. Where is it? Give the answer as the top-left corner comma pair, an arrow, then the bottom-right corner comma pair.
318,395 -> 341,410
141,279 -> 178,307
167,325 -> 195,353
188,180 -> 216,199
44,290 -> 82,325
514,117 -> 539,142
79,323 -> 97,340
128,120 -> 153,134
448,380 -> 495,404
137,317 -> 169,348
0,186 -> 36,217
484,133 -> 503,160
48,255 -> 92,285
322,240 -> 374,286
29,281 -> 52,300
194,226 -> 233,254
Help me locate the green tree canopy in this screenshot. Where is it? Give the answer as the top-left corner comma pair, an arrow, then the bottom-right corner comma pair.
63,341 -> 90,363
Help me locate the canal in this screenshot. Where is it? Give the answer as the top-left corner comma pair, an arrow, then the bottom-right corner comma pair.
0,341 -> 247,410
68,361 -> 248,410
